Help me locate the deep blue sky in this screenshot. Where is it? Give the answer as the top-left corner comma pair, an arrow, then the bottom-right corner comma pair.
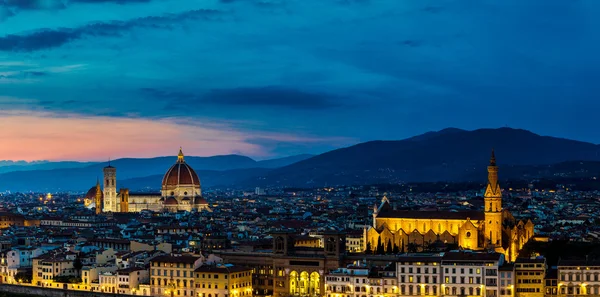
1,0 -> 599,161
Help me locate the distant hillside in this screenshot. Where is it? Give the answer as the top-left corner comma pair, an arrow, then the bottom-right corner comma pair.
0,154 -> 312,192
120,168 -> 273,191
0,160 -> 94,174
247,128 -> 600,186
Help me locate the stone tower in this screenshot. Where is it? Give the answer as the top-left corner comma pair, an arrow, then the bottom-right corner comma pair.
103,162 -> 118,212
95,179 -> 103,215
484,149 -> 503,246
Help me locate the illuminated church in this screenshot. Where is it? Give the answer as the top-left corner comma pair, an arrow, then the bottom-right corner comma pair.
85,148 -> 210,213
365,150 -> 534,262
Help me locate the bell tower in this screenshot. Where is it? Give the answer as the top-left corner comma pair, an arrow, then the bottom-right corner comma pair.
484,149 -> 503,246
103,162 -> 118,213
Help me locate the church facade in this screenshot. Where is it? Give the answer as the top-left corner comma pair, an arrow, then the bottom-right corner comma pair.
365,150 -> 534,262
86,148 -> 210,213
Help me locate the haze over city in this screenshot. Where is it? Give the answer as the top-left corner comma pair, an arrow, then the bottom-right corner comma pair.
2,0 -> 600,161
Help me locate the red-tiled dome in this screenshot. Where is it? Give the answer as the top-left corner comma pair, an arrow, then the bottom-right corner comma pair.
161,148 -> 201,188
164,197 -> 179,205
85,185 -> 103,199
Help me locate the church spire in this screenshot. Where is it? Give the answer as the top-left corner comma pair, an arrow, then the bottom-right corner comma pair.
485,149 -> 501,198
177,147 -> 185,163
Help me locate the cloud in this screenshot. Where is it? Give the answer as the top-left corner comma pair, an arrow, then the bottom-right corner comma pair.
3,0 -> 66,10
72,0 -> 152,3
140,86 -> 343,111
0,9 -> 222,51
203,87 -> 342,110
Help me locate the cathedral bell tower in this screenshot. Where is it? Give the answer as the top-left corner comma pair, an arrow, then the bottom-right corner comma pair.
484,149 -> 503,246
103,162 -> 118,213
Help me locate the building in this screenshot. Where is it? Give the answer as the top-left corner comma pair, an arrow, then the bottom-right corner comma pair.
440,251 -> 504,297
0,212 -> 26,228
150,255 -> 203,297
32,252 -> 77,288
397,253 -> 443,296
216,231 -> 348,297
499,263 -> 515,297
514,258 -> 545,297
557,258 -> 600,296
99,148 -> 210,213
194,264 -> 253,297
116,267 -> 149,295
366,150 -> 535,261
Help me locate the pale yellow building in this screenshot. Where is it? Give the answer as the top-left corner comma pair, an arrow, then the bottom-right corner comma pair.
365,150 -> 534,262
515,258 -> 546,297
194,264 -> 253,297
32,252 -> 76,288
150,255 -> 203,297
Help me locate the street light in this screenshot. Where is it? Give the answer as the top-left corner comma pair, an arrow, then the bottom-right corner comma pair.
166,278 -> 176,297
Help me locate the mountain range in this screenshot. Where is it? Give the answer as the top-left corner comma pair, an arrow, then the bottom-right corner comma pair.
3,127 -> 600,192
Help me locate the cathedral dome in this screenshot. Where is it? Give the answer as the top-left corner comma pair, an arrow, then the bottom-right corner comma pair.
85,185 -> 103,199
161,148 -> 201,189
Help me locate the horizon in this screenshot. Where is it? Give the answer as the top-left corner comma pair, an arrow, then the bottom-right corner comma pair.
2,1 -> 599,161
1,126 -> 597,163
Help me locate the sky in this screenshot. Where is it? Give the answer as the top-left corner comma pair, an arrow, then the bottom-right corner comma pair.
1,0 -> 599,161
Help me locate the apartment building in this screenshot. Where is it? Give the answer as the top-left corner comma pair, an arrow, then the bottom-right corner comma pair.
514,258 -> 545,297
194,264 -> 253,297
441,251 -> 504,297
557,258 -> 600,296
499,263 -> 515,297
398,253 -> 443,296
150,255 -> 203,297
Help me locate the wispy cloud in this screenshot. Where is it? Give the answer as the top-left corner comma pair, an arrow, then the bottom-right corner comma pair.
0,110 -> 352,161
0,9 -> 222,51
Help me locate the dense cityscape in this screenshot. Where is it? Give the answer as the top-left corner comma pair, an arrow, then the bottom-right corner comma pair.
2,1 -> 600,297
0,149 -> 598,297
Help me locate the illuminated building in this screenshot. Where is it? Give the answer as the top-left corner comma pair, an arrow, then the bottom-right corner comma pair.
194,264 -> 253,297
557,258 -> 600,296
514,258 -> 545,297
150,255 -> 203,297
365,150 -> 534,262
215,231 -> 347,297
97,148 -> 210,213
397,254 -> 443,296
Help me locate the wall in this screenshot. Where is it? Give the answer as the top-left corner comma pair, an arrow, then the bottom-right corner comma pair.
0,284 -> 136,297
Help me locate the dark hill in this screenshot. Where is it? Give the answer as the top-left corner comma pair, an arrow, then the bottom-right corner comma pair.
249,128 -> 600,186
0,154 -> 312,192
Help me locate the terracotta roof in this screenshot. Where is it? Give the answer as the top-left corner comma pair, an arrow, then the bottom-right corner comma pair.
442,251 -> 503,262
162,159 -> 201,188
151,255 -> 200,265
194,265 -> 251,273
85,186 -> 103,200
194,196 -> 208,205
164,197 -> 178,205
378,209 -> 484,220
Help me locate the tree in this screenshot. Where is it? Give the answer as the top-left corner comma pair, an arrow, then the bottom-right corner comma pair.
14,271 -> 32,283
73,255 -> 83,277
376,236 -> 384,255
392,244 -> 400,254
407,242 -> 421,253
365,241 -> 372,254
386,239 -> 393,254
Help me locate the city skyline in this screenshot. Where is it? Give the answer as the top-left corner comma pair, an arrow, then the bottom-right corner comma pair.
2,0 -> 600,161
